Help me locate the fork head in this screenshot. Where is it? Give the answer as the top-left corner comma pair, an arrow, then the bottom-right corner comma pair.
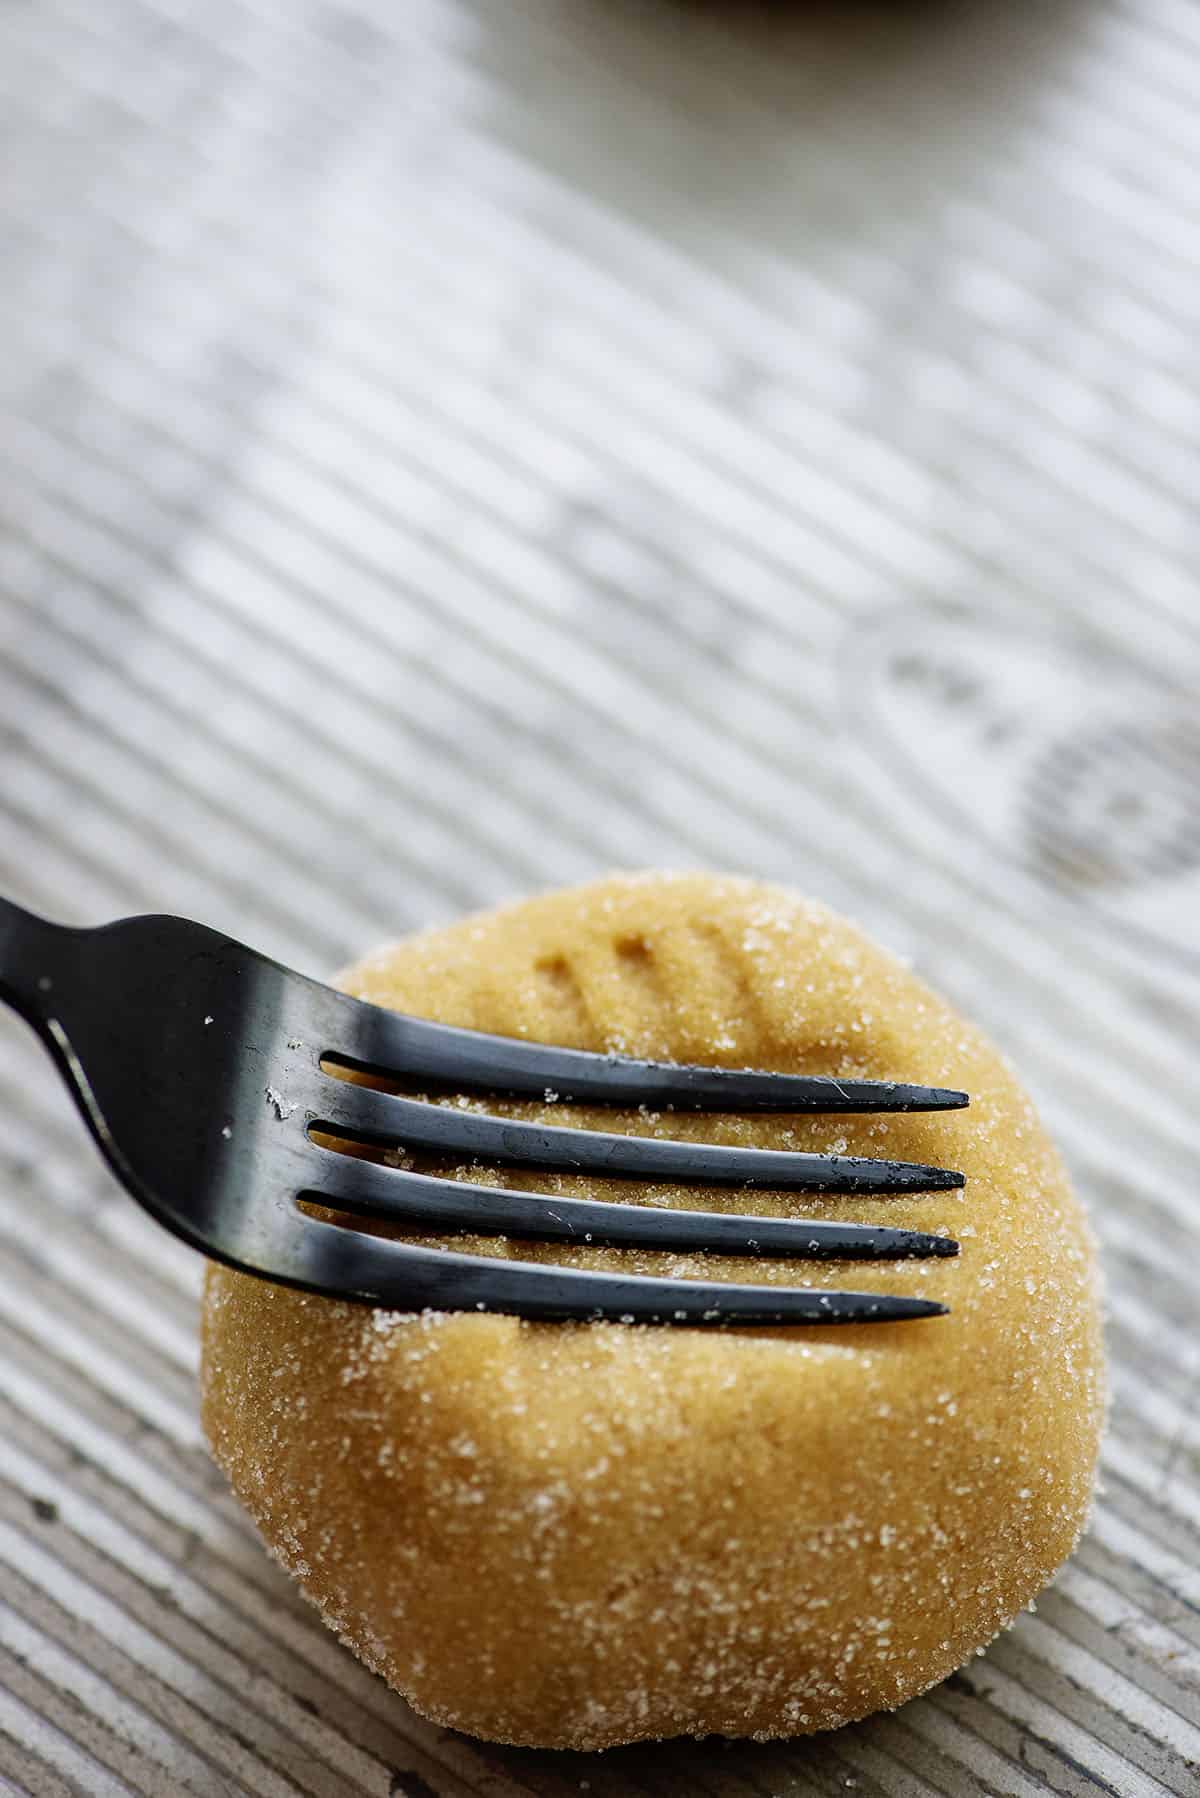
17,907 -> 966,1326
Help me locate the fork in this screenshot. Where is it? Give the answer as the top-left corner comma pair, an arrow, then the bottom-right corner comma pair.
0,897 -> 966,1326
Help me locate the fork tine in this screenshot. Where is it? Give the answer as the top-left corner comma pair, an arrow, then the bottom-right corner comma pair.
326,1003 -> 968,1112
304,1152 -> 960,1259
289,1213 -> 950,1323
310,1085 -> 965,1193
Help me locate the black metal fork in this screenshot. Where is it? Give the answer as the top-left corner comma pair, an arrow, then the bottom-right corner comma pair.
0,898 -> 966,1325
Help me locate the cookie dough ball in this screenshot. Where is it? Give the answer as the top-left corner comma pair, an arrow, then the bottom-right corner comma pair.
201,873 -> 1104,1749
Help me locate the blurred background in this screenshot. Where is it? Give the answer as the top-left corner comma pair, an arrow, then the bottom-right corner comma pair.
0,1 -> 1197,1794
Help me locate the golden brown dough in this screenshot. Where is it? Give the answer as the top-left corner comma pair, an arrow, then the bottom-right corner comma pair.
201,873 -> 1104,1749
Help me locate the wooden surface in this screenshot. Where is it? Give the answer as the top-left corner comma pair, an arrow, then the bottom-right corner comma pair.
0,0 -> 1198,1792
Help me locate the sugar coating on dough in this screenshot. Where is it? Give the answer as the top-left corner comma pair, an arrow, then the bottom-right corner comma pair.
200,873 -> 1105,1750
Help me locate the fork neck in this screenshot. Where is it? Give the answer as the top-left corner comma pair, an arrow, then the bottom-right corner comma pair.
0,896 -> 76,1031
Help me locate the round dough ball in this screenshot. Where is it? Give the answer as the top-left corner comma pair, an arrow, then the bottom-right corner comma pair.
201,873 -> 1104,1749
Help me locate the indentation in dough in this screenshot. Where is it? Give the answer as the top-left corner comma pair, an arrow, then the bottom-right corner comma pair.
533,953 -> 589,1037
612,932 -> 669,1006
687,919 -> 763,1048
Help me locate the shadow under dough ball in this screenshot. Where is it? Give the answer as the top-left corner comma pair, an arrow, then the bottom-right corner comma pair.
200,872 -> 1105,1750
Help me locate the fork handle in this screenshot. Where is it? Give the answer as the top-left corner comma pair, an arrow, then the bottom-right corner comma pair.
0,896 -> 76,1030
